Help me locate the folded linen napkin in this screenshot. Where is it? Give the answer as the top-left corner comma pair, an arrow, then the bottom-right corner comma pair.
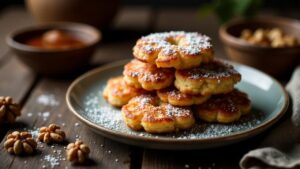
287,66 -> 300,126
240,66 -> 300,169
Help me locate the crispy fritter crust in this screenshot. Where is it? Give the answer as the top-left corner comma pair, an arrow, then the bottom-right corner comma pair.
133,31 -> 214,69
175,60 -> 241,95
121,94 -> 195,133
123,59 -> 174,91
103,76 -> 146,107
157,87 -> 210,106
195,89 -> 251,123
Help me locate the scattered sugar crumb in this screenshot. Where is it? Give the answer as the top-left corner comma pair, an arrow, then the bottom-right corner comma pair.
185,164 -> 190,168
38,112 -> 50,121
29,129 -> 39,138
75,122 -> 80,127
37,94 -> 59,106
27,112 -> 33,117
43,154 -> 60,168
115,158 -> 119,162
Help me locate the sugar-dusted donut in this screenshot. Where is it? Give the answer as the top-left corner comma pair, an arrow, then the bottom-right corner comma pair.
175,60 -> 241,95
123,59 -> 174,91
157,86 -> 210,106
103,76 -> 146,107
121,94 -> 195,133
133,31 -> 214,69
195,89 -> 251,123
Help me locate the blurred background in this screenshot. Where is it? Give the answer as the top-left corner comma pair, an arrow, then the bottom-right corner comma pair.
2,0 -> 300,9
1,0 -> 300,78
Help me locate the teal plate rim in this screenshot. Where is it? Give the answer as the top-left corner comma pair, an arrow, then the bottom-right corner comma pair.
66,59 -> 289,149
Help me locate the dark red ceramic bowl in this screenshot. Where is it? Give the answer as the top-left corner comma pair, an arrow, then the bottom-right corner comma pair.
6,22 -> 101,76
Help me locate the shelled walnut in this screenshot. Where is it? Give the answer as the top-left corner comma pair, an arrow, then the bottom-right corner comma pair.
0,96 -> 21,124
4,131 -> 37,155
66,140 -> 90,163
240,28 -> 298,47
38,124 -> 66,144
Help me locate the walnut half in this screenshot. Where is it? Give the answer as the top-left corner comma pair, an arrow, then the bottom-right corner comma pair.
4,131 -> 37,155
38,124 -> 66,144
66,140 -> 90,163
0,96 -> 21,125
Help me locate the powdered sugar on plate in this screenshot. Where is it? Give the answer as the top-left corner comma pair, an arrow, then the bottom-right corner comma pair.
84,94 -> 123,131
82,88 -> 264,140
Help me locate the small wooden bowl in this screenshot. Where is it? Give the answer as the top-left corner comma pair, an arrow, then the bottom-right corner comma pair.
219,16 -> 300,76
6,22 -> 101,76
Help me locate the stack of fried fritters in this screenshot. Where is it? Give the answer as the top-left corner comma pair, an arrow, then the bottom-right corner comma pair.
103,31 -> 251,134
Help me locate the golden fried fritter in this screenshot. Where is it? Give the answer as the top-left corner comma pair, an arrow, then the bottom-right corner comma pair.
175,60 -> 241,95
123,59 -> 174,91
133,31 -> 214,69
103,76 -> 146,107
121,94 -> 195,133
157,87 -> 210,106
195,89 -> 251,123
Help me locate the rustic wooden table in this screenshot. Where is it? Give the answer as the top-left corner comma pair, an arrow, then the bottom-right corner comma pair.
0,6 -> 292,169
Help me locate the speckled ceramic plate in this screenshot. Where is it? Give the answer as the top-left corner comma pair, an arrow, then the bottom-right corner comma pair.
66,59 -> 289,150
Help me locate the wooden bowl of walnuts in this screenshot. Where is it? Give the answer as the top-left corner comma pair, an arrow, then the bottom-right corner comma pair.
219,16 -> 300,76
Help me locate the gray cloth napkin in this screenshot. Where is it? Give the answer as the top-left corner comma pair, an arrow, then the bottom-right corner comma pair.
240,66 -> 300,169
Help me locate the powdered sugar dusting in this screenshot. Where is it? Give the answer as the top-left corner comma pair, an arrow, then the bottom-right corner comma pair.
82,87 -> 264,139
125,59 -> 173,83
38,111 -> 51,121
139,31 -> 212,55
165,104 -> 191,117
84,94 -> 123,131
44,155 -> 59,168
161,45 -> 177,55
179,60 -> 240,80
42,154 -> 63,168
138,95 -> 153,108
29,128 -> 39,138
